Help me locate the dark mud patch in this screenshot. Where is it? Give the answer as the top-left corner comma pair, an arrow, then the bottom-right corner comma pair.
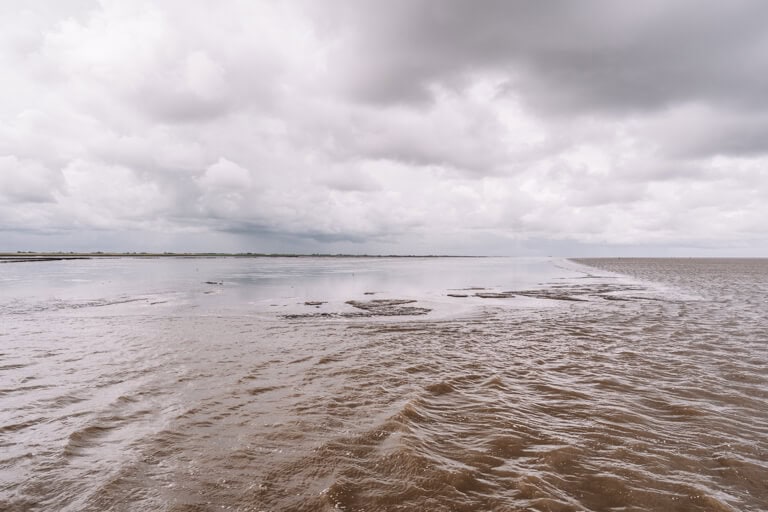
513,290 -> 588,301
515,283 -> 648,302
283,299 -> 431,319
464,282 -> 652,302
346,299 -> 430,316
474,292 -> 516,299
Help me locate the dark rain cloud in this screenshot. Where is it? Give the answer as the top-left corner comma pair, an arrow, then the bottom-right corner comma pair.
323,0 -> 768,115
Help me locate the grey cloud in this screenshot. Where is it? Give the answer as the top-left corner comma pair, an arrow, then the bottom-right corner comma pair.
315,169 -> 381,192
217,219 -> 375,245
659,113 -> 768,159
342,105 -> 512,173
299,231 -> 371,244
137,90 -> 233,124
323,0 -> 768,114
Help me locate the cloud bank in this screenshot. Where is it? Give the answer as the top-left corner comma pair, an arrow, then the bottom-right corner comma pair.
2,0 -> 767,255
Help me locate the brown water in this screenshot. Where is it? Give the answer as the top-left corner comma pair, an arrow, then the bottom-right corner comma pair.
1,257 -> 766,511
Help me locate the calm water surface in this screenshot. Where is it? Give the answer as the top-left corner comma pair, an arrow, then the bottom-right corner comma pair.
0,257 -> 766,511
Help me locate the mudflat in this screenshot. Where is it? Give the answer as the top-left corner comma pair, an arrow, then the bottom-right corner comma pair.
1,257 -> 766,511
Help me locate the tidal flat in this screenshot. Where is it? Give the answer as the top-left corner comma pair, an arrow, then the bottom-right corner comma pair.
1,257 -> 766,511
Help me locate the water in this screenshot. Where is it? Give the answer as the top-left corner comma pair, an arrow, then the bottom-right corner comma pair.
1,257 -> 766,511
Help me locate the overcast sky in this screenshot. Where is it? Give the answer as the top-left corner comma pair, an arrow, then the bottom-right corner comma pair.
2,0 -> 767,255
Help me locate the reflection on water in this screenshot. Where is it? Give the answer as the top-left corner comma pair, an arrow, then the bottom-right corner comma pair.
1,257 -> 767,511
0,256 -> 570,318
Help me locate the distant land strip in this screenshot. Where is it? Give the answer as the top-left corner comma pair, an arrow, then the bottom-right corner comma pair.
0,252 -> 481,262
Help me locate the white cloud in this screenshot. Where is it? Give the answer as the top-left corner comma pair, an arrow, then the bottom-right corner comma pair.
58,159 -> 170,226
198,158 -> 252,190
0,155 -> 62,203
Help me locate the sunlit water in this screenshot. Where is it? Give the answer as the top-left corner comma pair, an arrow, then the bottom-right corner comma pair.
1,257 -> 766,511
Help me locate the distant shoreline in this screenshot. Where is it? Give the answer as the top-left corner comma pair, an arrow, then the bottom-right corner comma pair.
0,252 -> 482,263
3,254 -> 761,264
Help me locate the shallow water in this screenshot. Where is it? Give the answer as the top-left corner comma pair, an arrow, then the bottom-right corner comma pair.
1,257 -> 766,511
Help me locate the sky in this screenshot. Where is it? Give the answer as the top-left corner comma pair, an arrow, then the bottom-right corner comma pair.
1,0 -> 767,256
